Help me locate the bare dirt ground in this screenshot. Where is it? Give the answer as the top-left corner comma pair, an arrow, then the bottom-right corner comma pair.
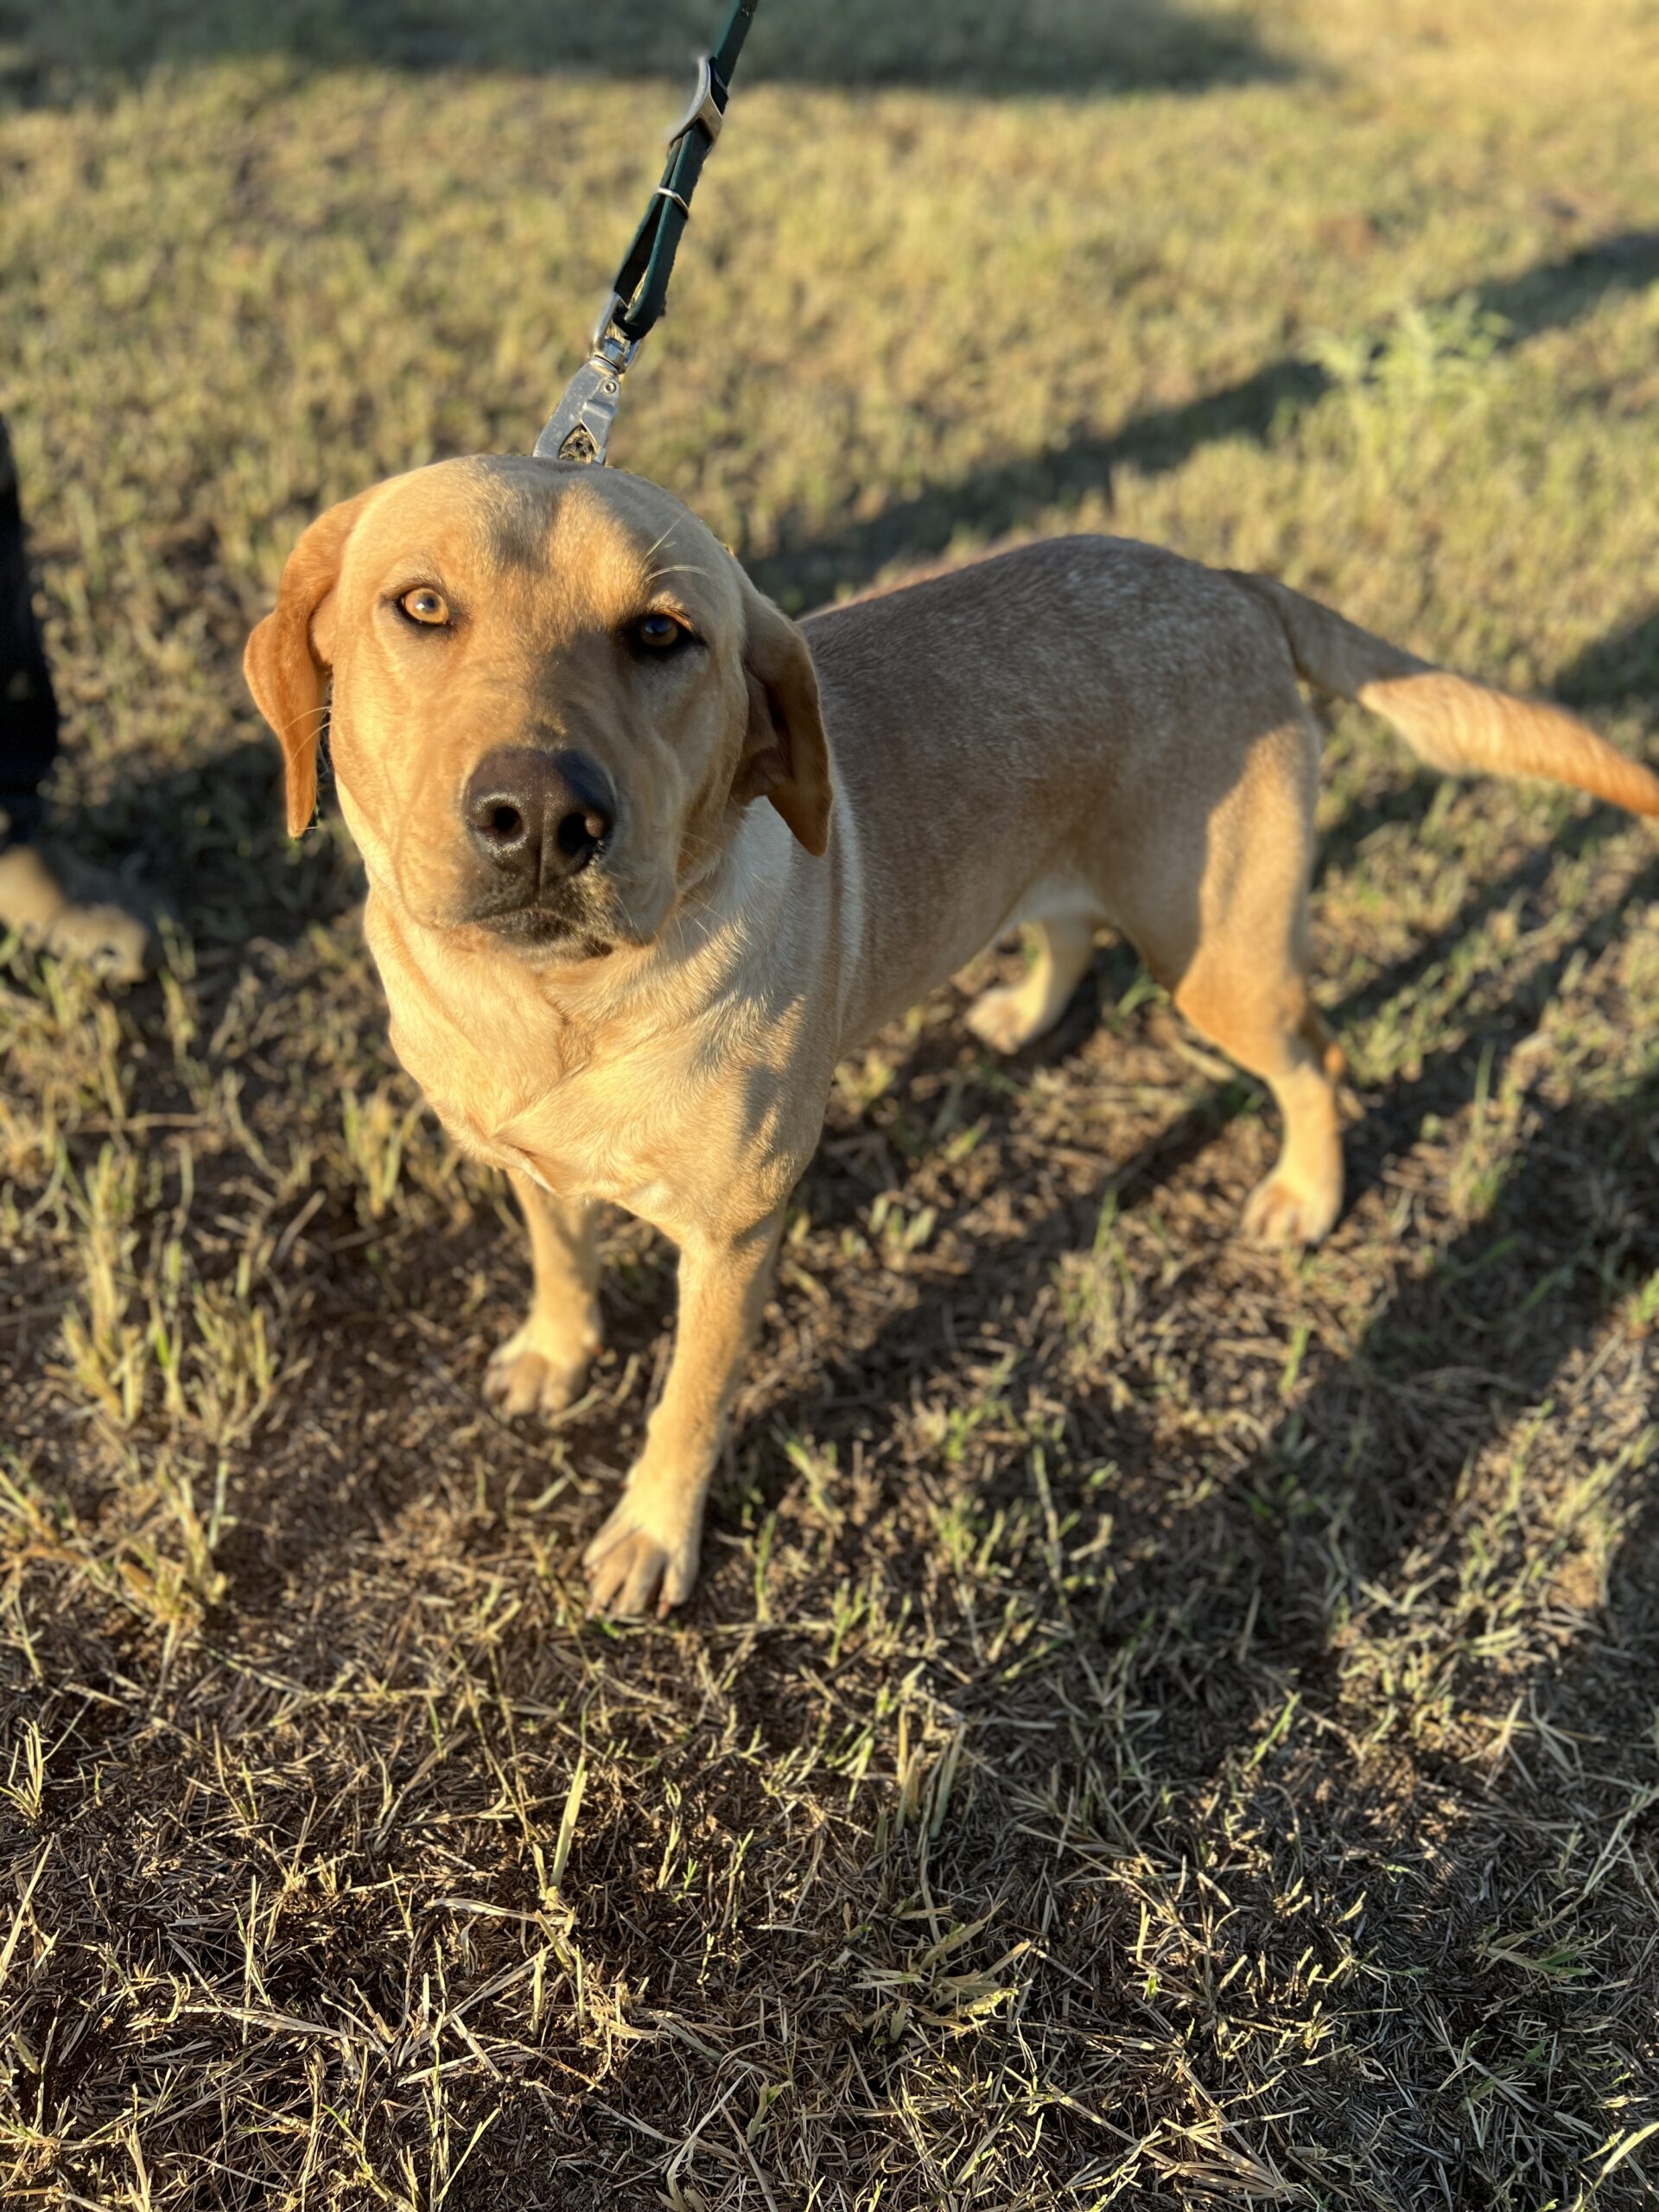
3,3 -> 1658,2204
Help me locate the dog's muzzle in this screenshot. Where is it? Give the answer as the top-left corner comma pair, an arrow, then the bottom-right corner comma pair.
460,745 -> 616,938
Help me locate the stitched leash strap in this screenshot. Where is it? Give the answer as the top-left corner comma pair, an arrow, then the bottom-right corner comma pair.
534,0 -> 759,467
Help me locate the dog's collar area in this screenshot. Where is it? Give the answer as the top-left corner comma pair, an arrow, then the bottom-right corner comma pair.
532,0 -> 759,469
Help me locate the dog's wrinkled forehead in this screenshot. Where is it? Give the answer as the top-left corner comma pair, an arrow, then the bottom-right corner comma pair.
341,456 -> 741,639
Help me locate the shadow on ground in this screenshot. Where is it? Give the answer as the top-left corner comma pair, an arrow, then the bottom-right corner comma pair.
70,737 -> 364,949
1558,604 -> 1659,716
34,221 -> 1654,968
0,0 -> 1293,98
764,810 -> 1659,1661
605,585 -> 1659,1761
752,228 -> 1659,606
19,140 -> 1657,1739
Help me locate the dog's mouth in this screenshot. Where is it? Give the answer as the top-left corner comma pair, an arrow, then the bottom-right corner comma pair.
480,902 -> 615,960
447,849 -> 671,963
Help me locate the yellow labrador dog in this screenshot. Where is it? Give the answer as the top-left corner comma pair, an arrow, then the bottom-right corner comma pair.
245,457 -> 1658,1616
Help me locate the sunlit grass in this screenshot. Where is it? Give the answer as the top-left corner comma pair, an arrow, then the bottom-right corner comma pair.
2,2 -> 1658,2205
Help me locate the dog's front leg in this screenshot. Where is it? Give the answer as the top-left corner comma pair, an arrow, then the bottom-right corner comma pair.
583,1208 -> 785,1618
485,1172 -> 602,1418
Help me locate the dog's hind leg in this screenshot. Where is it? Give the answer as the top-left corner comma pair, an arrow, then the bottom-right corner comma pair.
1180,973 -> 1345,1245
485,1173 -> 602,1417
1132,711 -> 1345,1246
967,911 -> 1097,1055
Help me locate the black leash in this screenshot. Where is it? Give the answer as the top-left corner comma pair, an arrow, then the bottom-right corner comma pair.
535,0 -> 760,467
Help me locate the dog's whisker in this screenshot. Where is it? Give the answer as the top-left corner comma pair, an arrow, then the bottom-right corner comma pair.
274,705 -> 332,739
648,562 -> 712,580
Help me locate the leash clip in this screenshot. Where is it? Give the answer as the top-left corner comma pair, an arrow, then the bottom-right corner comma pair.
532,295 -> 640,467
531,7 -> 757,465
666,54 -> 726,148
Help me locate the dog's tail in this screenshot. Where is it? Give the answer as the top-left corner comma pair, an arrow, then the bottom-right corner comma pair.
1228,570 -> 1659,818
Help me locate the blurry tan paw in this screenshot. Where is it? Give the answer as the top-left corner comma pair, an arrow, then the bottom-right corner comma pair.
966,984 -> 1046,1055
582,1488 -> 702,1619
1243,1170 -> 1340,1247
483,1323 -> 594,1419
0,844 -> 150,982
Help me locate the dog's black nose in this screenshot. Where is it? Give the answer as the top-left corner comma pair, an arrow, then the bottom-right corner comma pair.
462,747 -> 615,882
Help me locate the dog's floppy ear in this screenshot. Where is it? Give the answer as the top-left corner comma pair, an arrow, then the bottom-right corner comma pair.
733,582 -> 833,857
244,491 -> 372,836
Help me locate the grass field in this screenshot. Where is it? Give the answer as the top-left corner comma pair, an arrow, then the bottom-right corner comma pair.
3,1 -> 1659,2203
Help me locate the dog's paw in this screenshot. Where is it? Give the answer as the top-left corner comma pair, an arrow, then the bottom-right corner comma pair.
1243,1170 -> 1340,1248
966,983 -> 1044,1055
582,1489 -> 702,1619
484,1324 -> 594,1419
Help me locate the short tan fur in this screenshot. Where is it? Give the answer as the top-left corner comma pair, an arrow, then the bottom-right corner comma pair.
245,456 -> 1656,1614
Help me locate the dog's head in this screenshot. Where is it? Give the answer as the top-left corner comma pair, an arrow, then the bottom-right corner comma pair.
244,457 -> 830,957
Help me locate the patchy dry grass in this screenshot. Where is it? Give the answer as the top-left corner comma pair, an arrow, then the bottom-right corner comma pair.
3,1 -> 1659,2204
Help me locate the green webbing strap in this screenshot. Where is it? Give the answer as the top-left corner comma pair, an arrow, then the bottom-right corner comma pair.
613,0 -> 758,341
533,0 -> 759,465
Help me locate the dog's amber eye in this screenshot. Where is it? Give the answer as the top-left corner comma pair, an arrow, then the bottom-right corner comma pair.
398,587 -> 450,626
634,612 -> 689,652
